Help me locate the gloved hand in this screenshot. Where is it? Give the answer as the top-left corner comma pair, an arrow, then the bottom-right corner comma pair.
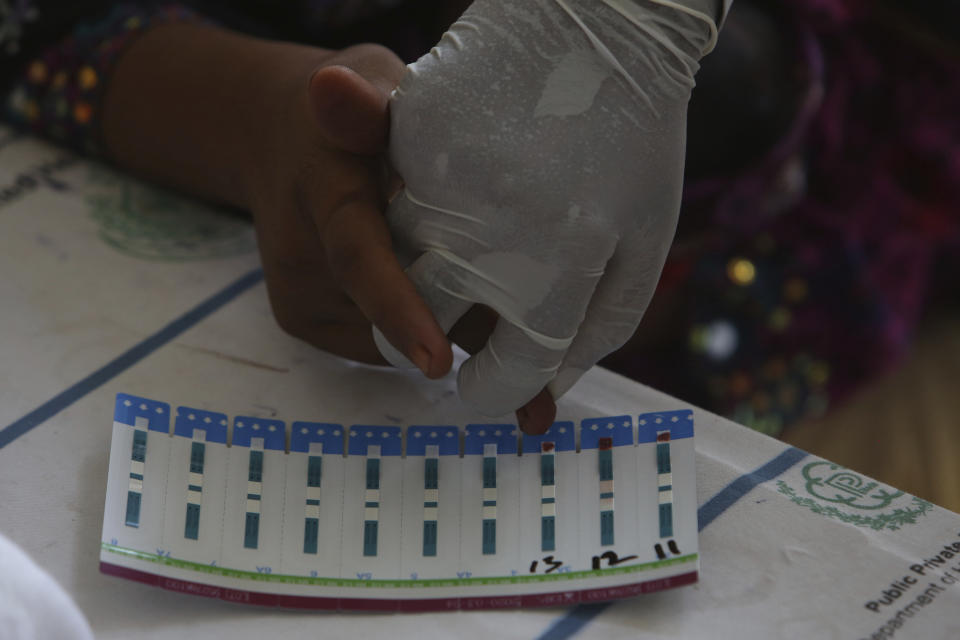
375,0 -> 721,431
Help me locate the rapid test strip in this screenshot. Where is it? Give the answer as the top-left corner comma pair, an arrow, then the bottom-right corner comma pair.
482,443 -> 498,555
578,417 -> 636,555
459,424 -> 519,578
279,422 -> 345,579
399,426 -> 461,581
423,447 -> 441,557
304,448 -> 323,555
220,416 -> 286,573
520,422 -> 577,558
637,411 -> 695,561
102,394 -> 172,553
127,426 -> 147,527
342,426 -> 403,581
540,445 -> 557,551
160,406 -> 229,566
518,422 -> 579,573
364,446 -> 381,557
656,431 -> 673,539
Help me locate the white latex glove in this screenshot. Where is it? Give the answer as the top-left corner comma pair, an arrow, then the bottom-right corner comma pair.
375,0 -> 722,423
0,532 -> 94,640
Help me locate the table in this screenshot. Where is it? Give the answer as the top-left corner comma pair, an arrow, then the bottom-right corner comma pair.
2,128 -> 958,639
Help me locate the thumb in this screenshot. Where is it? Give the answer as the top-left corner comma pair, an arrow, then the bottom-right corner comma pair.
308,64 -> 391,155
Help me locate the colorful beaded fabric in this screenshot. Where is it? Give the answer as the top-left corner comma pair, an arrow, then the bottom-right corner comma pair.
5,4 -> 198,155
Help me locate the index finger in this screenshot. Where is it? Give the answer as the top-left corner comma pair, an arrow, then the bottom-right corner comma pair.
319,191 -> 453,379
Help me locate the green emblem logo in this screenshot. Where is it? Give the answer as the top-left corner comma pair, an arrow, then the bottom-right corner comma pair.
801,461 -> 903,510
84,167 -> 256,261
777,461 -> 933,530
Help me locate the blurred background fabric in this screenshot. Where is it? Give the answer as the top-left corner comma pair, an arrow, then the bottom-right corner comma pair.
604,0 -> 960,441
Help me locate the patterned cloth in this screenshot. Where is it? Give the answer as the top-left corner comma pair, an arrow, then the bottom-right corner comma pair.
1,0 -> 427,154
5,5 -> 197,154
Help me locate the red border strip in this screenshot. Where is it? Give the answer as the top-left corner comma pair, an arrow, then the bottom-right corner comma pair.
100,562 -> 697,612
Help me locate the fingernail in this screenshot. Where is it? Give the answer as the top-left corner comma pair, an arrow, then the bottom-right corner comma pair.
516,407 -> 531,434
409,344 -> 432,377
520,389 -> 557,435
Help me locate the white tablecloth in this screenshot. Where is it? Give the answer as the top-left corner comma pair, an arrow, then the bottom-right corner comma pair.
2,130 -> 958,639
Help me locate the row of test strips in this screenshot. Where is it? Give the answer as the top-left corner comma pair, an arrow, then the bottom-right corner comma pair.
105,394 -> 694,583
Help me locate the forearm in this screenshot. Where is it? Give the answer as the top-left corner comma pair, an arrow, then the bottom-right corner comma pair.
101,22 -> 332,210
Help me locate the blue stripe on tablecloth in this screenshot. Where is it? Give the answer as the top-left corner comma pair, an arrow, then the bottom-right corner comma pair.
0,268 -> 264,449
697,447 -> 808,530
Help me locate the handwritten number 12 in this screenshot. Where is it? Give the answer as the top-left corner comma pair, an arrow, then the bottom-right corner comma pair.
591,551 -> 638,570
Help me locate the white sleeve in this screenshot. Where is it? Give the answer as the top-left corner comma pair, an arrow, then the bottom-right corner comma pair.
0,532 -> 93,640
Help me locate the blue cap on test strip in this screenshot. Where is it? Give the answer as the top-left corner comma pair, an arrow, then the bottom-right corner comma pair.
348,426 -> 402,456
522,421 -> 576,453
637,410 -> 694,442
114,394 -> 170,433
173,406 -> 228,444
580,416 -> 633,449
290,422 -> 344,454
232,416 -> 285,450
407,426 -> 459,456
464,424 -> 517,455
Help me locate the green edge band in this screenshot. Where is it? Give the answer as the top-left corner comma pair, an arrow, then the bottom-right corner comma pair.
101,542 -> 696,589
